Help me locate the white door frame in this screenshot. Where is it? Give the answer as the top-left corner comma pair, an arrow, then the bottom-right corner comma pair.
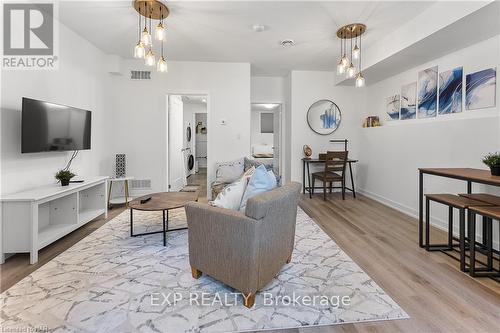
164,91 -> 210,192
250,102 -> 284,176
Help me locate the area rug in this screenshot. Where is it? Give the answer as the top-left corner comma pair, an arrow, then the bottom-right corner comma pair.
0,207 -> 408,333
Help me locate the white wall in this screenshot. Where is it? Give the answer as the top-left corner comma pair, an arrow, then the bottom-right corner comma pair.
289,71 -> 366,185
251,76 -> 285,102
358,35 -> 500,248
110,60 -> 251,192
0,22 -> 112,196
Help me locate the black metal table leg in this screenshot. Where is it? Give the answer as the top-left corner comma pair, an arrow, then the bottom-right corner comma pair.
425,196 -> 430,250
487,217 -> 493,270
482,216 -> 488,248
469,212 -> 476,277
302,160 -> 306,194
307,161 -> 312,199
162,210 -> 166,246
419,170 -> 424,248
448,206 -> 453,249
349,161 -> 356,198
130,208 -> 133,237
459,209 -> 466,271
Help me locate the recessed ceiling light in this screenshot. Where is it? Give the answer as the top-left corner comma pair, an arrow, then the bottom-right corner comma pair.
280,39 -> 295,47
252,24 -> 267,32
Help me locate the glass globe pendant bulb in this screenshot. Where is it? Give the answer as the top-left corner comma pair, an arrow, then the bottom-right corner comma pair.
155,22 -> 165,41
336,60 -> 345,75
341,55 -> 349,67
141,27 -> 151,46
134,41 -> 145,58
355,73 -> 365,88
157,56 -> 168,72
346,63 -> 356,78
353,44 -> 360,59
145,49 -> 155,66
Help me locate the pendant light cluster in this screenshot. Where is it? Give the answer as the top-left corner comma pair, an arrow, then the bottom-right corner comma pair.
133,0 -> 169,73
336,24 -> 366,87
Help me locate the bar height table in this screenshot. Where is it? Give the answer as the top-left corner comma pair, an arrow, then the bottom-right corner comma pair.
418,168 -> 500,248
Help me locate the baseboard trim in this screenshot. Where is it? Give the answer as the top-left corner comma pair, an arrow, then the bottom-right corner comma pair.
357,188 -> 500,251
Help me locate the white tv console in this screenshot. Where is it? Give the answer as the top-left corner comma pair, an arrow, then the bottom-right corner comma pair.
1,176 -> 108,264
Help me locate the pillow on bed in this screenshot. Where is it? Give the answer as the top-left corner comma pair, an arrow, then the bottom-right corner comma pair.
253,144 -> 273,156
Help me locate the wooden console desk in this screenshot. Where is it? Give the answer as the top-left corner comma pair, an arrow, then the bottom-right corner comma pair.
302,158 -> 358,197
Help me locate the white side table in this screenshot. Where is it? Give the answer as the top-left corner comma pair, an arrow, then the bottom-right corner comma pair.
108,177 -> 135,208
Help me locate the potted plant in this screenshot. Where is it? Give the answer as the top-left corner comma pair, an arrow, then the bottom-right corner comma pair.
55,169 -> 76,186
482,152 -> 500,176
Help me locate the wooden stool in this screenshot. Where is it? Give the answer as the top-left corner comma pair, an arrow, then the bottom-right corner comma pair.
425,194 -> 492,271
459,193 -> 500,249
466,205 -> 500,279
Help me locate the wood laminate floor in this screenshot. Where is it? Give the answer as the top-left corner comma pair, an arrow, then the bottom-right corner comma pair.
1,192 -> 499,333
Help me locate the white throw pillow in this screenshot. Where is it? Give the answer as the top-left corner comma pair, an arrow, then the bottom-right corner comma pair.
210,176 -> 247,210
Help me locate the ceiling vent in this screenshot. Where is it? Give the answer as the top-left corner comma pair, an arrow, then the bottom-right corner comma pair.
130,70 -> 151,80
280,39 -> 295,47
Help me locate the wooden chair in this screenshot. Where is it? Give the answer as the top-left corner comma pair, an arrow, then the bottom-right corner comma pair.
311,151 -> 348,200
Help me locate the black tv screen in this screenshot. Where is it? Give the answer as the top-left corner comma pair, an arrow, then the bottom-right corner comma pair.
22,98 -> 91,153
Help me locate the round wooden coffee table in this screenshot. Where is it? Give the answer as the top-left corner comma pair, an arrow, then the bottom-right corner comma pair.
128,192 -> 198,246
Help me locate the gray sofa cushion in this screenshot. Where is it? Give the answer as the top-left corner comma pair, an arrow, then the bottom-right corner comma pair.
215,158 -> 244,183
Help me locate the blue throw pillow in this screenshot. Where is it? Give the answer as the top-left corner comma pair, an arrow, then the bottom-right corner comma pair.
239,165 -> 277,211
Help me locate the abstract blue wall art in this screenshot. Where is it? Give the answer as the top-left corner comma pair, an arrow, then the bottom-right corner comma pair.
438,67 -> 463,115
418,66 -> 438,118
386,94 -> 400,121
466,68 -> 497,110
306,100 -> 342,135
319,108 -> 338,128
401,82 -> 416,120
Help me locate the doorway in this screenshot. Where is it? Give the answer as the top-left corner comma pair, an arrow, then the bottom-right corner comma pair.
166,94 -> 208,199
250,103 -> 282,176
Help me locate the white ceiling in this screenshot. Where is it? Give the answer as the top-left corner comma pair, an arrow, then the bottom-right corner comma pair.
59,1 -> 435,76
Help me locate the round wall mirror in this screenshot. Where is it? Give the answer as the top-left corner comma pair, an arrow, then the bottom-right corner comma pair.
306,99 -> 341,135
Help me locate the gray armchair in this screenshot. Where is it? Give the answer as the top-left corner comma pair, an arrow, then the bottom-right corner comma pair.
185,182 -> 301,308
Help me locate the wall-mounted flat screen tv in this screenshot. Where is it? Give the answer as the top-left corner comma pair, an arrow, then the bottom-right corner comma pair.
22,97 -> 91,153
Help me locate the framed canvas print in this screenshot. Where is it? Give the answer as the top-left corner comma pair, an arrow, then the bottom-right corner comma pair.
401,82 -> 416,120
306,99 -> 341,135
386,94 -> 400,121
438,66 -> 463,115
465,68 -> 497,110
418,66 -> 438,118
